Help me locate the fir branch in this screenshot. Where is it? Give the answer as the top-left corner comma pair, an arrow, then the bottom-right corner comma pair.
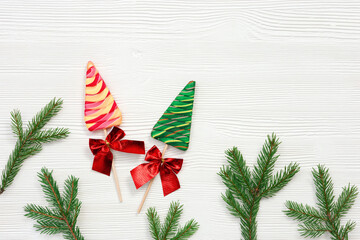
10,109 -> 23,140
24,168 -> 84,240
26,98 -> 64,134
38,168 -> 63,209
63,176 -> 80,215
285,165 -> 358,239
219,133 -> 300,240
147,201 -> 199,240
219,166 -> 251,205
339,221 -> 356,240
284,201 -> 326,224
261,162 -> 300,198
1,143 -> 43,193
160,201 -> 182,240
241,199 -> 260,240
313,165 -> 335,215
299,222 -> 329,238
252,133 -> 280,193
221,189 -> 247,219
0,98 -> 69,194
333,184 -> 358,221
24,204 -> 63,222
171,219 -> 200,240
34,221 -> 64,235
225,147 -> 253,192
30,128 -> 70,143
147,207 -> 161,240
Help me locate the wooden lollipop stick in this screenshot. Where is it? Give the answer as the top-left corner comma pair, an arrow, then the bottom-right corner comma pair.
137,178 -> 154,214
104,129 -> 123,202
137,144 -> 168,214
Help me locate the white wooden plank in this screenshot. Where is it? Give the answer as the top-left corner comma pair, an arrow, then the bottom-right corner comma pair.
0,1 -> 360,239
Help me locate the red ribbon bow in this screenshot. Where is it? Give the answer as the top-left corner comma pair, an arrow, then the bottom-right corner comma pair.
130,145 -> 183,196
89,127 -> 145,176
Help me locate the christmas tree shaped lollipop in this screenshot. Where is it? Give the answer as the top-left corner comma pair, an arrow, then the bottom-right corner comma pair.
85,61 -> 122,131
151,81 -> 195,151
85,61 -> 145,202
131,81 -> 196,213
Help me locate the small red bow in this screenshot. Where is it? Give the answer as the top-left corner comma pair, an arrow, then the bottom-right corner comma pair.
130,145 -> 183,196
89,127 -> 145,176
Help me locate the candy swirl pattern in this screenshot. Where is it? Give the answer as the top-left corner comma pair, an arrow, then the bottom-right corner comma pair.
151,81 -> 195,151
85,61 -> 122,131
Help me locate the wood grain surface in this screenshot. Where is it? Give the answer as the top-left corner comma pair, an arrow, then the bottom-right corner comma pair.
0,1 -> 360,239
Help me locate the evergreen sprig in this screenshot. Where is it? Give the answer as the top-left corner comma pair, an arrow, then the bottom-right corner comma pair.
285,165 -> 358,240
219,133 -> 300,240
24,167 -> 84,240
147,201 -> 199,240
0,98 -> 69,194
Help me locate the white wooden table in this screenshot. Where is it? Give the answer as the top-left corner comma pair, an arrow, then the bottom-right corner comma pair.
0,1 -> 360,239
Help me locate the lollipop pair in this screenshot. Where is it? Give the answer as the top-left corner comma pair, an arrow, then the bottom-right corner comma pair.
84,62 -> 195,212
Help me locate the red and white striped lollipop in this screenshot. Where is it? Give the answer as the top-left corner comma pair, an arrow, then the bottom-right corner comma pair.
84,61 -> 122,131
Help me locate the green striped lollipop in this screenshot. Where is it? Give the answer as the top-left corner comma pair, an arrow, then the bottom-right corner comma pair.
151,81 -> 196,151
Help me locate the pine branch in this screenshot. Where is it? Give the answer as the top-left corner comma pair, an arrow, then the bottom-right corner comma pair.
225,147 -> 253,192
241,199 -> 260,240
63,176 -> 80,215
30,128 -> 70,144
219,133 -> 300,240
285,165 -> 358,239
171,219 -> 199,240
26,98 -> 64,134
299,222 -> 329,238
0,98 -> 69,194
313,165 -> 335,215
38,168 -> 63,209
252,133 -> 280,193
339,221 -> 356,240
1,143 -> 42,193
34,221 -> 64,235
333,184 -> 358,221
24,168 -> 84,240
146,201 -> 199,240
219,166 -> 251,205
10,109 -> 23,140
24,204 -> 63,222
284,201 -> 326,224
261,162 -> 300,198
160,201 -> 182,240
221,189 -> 246,219
147,207 -> 161,240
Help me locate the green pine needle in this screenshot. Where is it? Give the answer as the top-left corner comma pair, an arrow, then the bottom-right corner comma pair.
333,184 -> 358,221
261,162 -> 300,198
219,133 -> 300,240
10,109 -> 23,140
24,167 -> 84,240
252,134 -> 281,193
147,207 -> 162,240
284,201 -> 326,225
30,128 -> 70,143
147,201 -> 199,240
285,165 -> 358,239
298,222 -> 328,238
0,98 -> 69,194
171,219 -> 200,240
313,165 -> 335,215
160,201 -> 183,239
